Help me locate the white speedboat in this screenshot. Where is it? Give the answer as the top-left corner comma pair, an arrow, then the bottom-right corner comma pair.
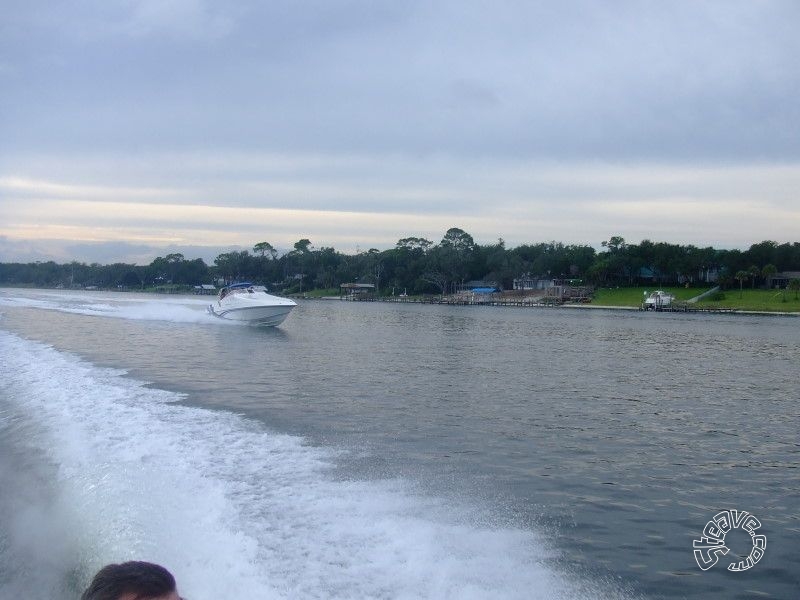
208,283 -> 296,326
643,290 -> 675,310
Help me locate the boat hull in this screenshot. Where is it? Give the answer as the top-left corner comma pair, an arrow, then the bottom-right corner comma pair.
208,303 -> 295,326
208,285 -> 296,326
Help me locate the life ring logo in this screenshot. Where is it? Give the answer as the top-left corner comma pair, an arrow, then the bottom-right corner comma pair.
693,509 -> 766,571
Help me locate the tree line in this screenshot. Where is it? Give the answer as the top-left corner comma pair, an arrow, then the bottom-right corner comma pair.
2,231 -> 799,295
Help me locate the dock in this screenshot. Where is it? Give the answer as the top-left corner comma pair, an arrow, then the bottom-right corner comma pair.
639,301 -> 737,314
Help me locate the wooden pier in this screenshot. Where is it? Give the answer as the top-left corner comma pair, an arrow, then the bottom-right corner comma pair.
335,295 -> 743,314
359,295 -> 588,308
639,301 -> 737,314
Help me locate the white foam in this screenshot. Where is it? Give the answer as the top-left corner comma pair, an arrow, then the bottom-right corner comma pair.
0,289 -> 222,325
0,330 -> 624,600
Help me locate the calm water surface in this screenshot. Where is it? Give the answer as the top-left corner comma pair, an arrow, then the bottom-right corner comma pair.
0,289 -> 798,599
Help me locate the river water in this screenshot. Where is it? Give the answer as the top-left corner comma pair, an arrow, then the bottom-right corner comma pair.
0,289 -> 797,599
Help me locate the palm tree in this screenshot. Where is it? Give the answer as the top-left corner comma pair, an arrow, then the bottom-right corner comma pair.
735,270 -> 749,298
748,265 -> 760,289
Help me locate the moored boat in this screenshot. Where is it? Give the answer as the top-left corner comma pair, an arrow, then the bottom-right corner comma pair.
643,290 -> 675,310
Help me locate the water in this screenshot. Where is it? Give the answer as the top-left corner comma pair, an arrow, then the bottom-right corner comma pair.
0,289 -> 798,599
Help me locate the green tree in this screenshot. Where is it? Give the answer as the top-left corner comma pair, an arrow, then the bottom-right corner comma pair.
421,263 -> 448,297
748,265 -> 760,289
162,253 -> 185,284
735,270 -> 749,298
293,238 -> 312,253
253,241 -> 277,260
313,246 -> 340,290
396,237 -> 433,252
147,256 -> 170,284
441,227 -> 475,254
600,236 -> 633,284
120,270 -> 142,289
364,248 -> 385,293
439,227 -> 476,289
746,240 -> 778,268
280,239 -> 314,288
393,237 -> 433,293
586,257 -> 612,285
214,251 -> 253,283
601,236 -> 626,254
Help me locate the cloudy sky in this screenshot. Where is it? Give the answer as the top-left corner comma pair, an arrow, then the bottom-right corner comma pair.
1,0 -> 799,264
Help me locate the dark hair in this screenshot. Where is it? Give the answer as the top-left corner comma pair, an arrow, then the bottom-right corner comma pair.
81,561 -> 176,600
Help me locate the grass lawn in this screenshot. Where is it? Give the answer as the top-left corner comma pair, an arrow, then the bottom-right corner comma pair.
592,286 -> 706,307
591,286 -> 800,312
695,288 -> 800,312
301,287 -> 340,298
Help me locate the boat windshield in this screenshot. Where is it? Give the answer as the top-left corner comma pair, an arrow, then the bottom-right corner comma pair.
220,284 -> 266,300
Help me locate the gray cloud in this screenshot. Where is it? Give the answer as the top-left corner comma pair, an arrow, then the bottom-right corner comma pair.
2,1 -> 799,160
0,236 -> 248,266
2,1 -> 799,263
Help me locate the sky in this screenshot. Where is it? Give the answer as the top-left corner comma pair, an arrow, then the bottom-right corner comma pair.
1,0 -> 799,265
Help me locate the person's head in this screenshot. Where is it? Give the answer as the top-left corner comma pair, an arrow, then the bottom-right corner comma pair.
81,561 -> 180,600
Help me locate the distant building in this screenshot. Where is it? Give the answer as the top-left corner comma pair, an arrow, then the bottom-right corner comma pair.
698,266 -> 720,283
194,284 -> 217,295
457,280 -> 500,293
513,275 -> 555,291
766,271 -> 800,289
340,282 -> 375,300
636,267 -> 658,282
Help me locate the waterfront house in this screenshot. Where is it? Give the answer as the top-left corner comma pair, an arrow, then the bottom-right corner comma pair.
193,284 -> 217,295
766,271 -> 800,289
340,282 -> 376,300
513,274 -> 556,291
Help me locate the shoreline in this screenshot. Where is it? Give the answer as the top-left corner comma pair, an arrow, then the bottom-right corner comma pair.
318,295 -> 800,317
3,286 -> 799,318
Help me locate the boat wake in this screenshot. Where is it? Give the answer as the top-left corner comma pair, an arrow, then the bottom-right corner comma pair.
0,329 -> 628,600
0,290 -> 229,325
